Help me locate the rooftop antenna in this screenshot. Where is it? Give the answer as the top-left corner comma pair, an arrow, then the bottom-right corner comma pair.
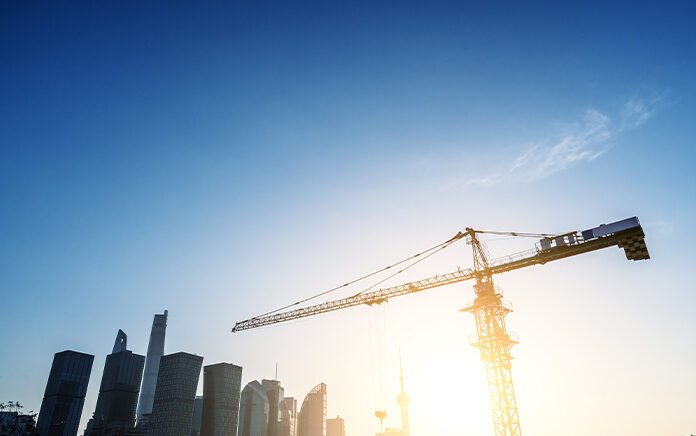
275,362 -> 278,380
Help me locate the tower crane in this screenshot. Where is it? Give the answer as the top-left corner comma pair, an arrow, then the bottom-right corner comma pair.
232,217 -> 650,436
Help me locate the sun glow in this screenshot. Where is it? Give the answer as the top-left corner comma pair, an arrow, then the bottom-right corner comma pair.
407,346 -> 491,435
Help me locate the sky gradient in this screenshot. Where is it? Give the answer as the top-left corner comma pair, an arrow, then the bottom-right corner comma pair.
1,2 -> 695,435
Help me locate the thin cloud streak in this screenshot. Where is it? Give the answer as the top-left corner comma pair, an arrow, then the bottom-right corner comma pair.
465,95 -> 664,187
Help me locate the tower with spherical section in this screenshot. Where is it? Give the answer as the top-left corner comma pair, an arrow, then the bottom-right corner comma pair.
396,355 -> 409,436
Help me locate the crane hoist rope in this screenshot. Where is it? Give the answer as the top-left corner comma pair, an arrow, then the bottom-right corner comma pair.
350,235 -> 462,299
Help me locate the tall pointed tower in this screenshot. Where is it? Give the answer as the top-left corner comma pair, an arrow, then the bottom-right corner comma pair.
396,354 -> 410,436
136,310 -> 168,423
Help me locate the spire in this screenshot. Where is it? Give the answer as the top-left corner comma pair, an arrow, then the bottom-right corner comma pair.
396,350 -> 410,436
112,329 -> 127,353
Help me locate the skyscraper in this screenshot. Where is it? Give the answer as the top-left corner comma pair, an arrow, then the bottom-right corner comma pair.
278,398 -> 297,436
37,350 -> 94,436
149,352 -> 203,436
191,396 -> 203,436
261,380 -> 283,436
136,310 -> 167,424
84,330 -> 145,435
326,417 -> 344,436
238,381 -> 269,436
296,383 -> 326,436
200,363 -> 243,436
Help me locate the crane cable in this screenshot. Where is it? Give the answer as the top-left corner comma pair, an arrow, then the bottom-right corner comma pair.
252,233 -> 464,319
350,236 -> 461,298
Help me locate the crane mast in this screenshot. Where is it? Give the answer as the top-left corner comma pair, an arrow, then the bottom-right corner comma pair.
463,228 -> 521,436
232,217 -> 649,436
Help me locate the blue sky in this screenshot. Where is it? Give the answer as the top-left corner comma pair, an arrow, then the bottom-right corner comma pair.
1,2 -> 695,435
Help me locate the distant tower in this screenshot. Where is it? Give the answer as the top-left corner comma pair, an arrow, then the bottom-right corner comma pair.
37,350 -> 94,436
396,354 -> 410,436
85,330 -> 145,435
136,310 -> 167,423
200,363 -> 243,436
149,352 -> 203,436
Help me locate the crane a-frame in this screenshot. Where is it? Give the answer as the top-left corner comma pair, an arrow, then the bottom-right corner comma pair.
233,217 -> 650,436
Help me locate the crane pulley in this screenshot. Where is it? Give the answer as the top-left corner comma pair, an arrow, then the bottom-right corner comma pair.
232,217 -> 650,436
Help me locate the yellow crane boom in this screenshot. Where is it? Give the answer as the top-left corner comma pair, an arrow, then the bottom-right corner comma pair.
232,219 -> 647,332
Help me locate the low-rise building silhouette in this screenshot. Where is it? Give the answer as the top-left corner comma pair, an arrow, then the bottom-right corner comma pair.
326,417 -> 344,436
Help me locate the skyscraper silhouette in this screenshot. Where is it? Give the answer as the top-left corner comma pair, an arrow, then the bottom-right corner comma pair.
136,310 -> 167,424
278,398 -> 297,436
37,350 -> 94,436
200,363 -> 243,436
149,352 -> 203,436
191,396 -> 204,436
261,380 -> 283,436
84,330 -> 145,435
297,383 -> 326,436
238,381 -> 269,436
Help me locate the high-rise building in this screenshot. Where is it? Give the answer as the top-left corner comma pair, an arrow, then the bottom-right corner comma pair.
296,383 -> 326,436
326,417 -> 344,436
84,330 -> 145,435
191,396 -> 203,436
238,381 -> 269,436
37,350 -> 94,436
200,363 -> 243,436
261,380 -> 283,436
149,352 -> 203,436
136,310 -> 167,424
278,398 -> 297,436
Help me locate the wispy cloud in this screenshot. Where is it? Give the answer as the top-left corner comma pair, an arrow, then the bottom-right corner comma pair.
465,94 -> 665,187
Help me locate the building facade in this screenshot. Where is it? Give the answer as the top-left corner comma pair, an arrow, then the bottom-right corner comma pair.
191,396 -> 203,436
136,311 -> 167,424
326,417 -> 344,436
37,350 -> 94,436
148,352 -> 203,436
278,397 -> 297,436
85,330 -> 145,435
296,383 -> 326,436
261,380 -> 283,436
200,363 -> 243,436
238,381 -> 269,436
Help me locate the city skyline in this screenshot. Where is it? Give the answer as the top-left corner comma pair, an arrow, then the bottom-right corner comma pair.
1,2 -> 695,435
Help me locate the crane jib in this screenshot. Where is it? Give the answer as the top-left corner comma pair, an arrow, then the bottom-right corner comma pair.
232,220 -> 648,332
